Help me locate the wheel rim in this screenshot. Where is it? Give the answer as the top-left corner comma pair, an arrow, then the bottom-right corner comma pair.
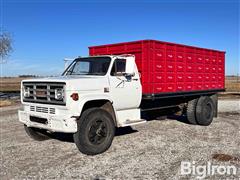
204,102 -> 212,120
88,119 -> 107,145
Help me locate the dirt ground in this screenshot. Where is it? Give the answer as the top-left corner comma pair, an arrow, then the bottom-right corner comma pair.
0,99 -> 240,179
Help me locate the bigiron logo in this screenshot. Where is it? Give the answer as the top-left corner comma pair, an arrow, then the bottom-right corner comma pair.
180,161 -> 238,179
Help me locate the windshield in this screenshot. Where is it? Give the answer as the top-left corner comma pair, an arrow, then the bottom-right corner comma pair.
64,57 -> 111,76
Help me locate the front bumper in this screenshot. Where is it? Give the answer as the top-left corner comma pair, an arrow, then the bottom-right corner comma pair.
18,110 -> 78,133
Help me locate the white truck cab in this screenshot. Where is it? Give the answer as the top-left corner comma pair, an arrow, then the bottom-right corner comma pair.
19,55 -> 145,155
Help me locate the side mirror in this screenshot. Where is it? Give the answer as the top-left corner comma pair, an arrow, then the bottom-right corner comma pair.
125,56 -> 135,75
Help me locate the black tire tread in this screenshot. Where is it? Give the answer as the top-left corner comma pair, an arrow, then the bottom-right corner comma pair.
196,96 -> 214,126
186,98 -> 198,125
73,108 -> 115,155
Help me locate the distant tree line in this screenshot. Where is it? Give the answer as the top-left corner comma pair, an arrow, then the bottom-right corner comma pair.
18,75 -> 39,78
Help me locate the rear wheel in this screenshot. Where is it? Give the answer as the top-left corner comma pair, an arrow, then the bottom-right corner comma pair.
196,96 -> 214,126
24,125 -> 50,141
73,108 -> 115,155
186,98 -> 199,125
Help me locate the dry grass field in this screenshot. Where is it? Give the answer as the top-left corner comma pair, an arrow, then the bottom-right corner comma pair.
0,100 -> 14,107
0,77 -> 26,92
0,76 -> 239,92
225,76 -> 240,92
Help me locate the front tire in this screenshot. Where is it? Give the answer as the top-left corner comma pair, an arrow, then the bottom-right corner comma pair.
196,96 -> 214,126
73,108 -> 115,155
24,125 -> 50,141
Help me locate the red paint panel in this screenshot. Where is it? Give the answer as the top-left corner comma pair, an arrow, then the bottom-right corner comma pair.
186,53 -> 195,63
154,61 -> 165,72
205,56 -> 211,64
211,73 -> 217,82
153,73 -> 165,83
154,84 -> 165,93
204,83 -> 211,89
204,74 -> 211,81
176,63 -> 184,72
211,83 -> 217,89
186,83 -> 194,91
166,62 -> 175,72
212,65 -> 217,73
166,50 -> 175,61
176,46 -> 184,52
176,83 -> 184,91
89,40 -> 225,94
196,55 -> 204,64
196,74 -> 204,82
186,64 -> 195,72
195,83 -> 203,90
186,73 -> 194,82
196,64 -> 204,72
166,84 -> 175,92
205,66 -> 211,73
176,52 -> 184,62
176,73 -> 184,82
142,83 -> 150,93
155,49 -> 165,61
141,74 -> 149,83
211,56 -> 217,64
166,73 -> 175,83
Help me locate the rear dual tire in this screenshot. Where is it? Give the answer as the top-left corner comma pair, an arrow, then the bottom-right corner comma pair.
186,96 -> 215,126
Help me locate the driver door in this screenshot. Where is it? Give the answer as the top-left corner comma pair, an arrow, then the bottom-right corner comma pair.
108,57 -> 141,110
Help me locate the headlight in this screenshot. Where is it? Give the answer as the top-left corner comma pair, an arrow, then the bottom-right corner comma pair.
23,87 -> 30,97
55,89 -> 64,100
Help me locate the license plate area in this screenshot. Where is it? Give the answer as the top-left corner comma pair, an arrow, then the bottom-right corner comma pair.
30,116 -> 48,124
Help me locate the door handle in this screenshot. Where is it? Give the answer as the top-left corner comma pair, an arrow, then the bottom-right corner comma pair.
132,78 -> 138,81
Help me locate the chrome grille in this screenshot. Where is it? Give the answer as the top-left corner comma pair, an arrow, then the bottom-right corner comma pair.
30,106 -> 35,111
36,106 -> 48,113
49,108 -> 55,114
30,106 -> 56,114
23,82 -> 65,105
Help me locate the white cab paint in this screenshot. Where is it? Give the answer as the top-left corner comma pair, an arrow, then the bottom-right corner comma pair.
18,55 -> 144,133
115,108 -> 146,127
108,56 -> 142,110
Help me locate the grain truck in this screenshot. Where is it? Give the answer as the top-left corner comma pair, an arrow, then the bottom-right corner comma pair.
19,40 -> 225,155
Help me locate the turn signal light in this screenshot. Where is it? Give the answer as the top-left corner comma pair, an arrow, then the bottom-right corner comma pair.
71,93 -> 79,101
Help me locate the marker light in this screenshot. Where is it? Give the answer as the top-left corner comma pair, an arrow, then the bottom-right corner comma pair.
71,93 -> 79,101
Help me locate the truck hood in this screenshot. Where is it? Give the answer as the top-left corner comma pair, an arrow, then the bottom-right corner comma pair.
22,76 -> 109,91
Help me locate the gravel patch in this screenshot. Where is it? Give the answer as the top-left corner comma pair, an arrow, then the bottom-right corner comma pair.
1,100 -> 239,179
218,99 -> 240,112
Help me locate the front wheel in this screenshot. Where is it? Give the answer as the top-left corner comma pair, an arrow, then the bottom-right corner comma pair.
73,108 -> 115,155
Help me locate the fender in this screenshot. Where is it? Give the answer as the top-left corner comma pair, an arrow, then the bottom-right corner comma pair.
77,93 -> 120,125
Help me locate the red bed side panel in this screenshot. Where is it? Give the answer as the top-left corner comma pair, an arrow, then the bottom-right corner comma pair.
89,40 -> 225,94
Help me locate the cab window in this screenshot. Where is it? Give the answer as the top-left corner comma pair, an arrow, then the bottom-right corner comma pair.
111,59 -> 126,76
